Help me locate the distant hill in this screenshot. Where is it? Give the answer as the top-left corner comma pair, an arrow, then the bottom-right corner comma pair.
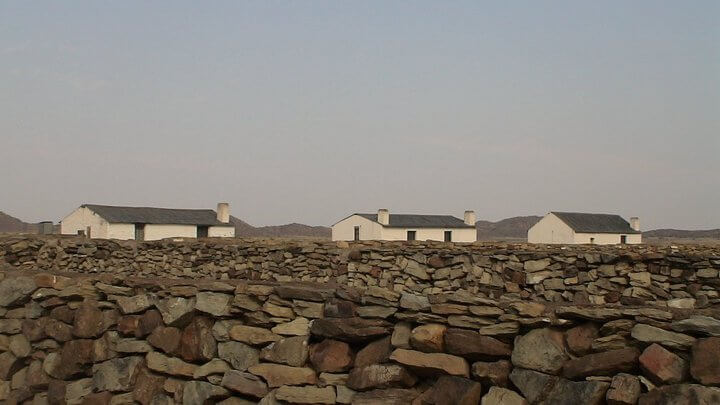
476,216 -> 543,239
0,211 -> 36,233
229,216 -> 331,238
643,228 -> 720,239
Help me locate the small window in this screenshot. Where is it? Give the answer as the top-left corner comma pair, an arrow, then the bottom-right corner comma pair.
407,231 -> 416,241
444,231 -> 452,242
197,226 -> 209,238
353,226 -> 360,241
590,237 -> 595,244
620,235 -> 627,244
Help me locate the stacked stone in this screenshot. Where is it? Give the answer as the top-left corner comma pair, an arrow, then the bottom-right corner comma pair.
2,272 -> 720,404
2,236 -> 720,309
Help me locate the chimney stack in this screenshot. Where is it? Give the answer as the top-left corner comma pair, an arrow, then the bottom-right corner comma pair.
630,217 -> 640,232
217,202 -> 230,223
378,209 -> 389,226
464,210 -> 477,226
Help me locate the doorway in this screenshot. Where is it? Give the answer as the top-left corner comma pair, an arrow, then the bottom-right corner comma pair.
620,235 -> 627,244
134,224 -> 145,241
197,226 -> 209,238
444,231 -> 452,242
353,226 -> 360,241
407,231 -> 416,241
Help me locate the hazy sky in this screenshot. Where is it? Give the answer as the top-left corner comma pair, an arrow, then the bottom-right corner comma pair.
1,1 -> 718,229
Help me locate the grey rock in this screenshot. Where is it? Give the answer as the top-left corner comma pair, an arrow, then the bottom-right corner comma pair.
196,292 -> 233,317
218,341 -> 259,371
92,356 -> 143,392
671,316 -> 720,337
0,277 -> 36,307
182,381 -> 229,405
631,324 -> 696,350
155,297 -> 196,327
511,328 -> 568,374
481,386 -> 528,405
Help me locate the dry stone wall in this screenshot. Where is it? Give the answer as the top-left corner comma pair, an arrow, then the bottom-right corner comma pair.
1,271 -> 720,404
2,236 -> 720,308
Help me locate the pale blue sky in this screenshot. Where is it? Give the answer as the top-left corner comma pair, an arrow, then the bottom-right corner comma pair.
1,1 -> 718,229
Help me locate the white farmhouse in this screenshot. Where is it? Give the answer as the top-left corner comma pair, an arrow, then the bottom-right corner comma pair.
60,203 -> 235,240
332,209 -> 477,242
528,212 -> 641,245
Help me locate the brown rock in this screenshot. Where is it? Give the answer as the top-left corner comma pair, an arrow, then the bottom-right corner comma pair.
221,370 -> 268,398
228,325 -> 281,345
639,343 -> 688,385
73,300 -> 107,338
566,323 -> 599,356
47,380 -> 67,405
310,317 -> 391,343
310,339 -> 354,372
606,373 -> 641,405
50,306 -> 76,324
178,316 -> 216,362
25,360 -> 50,391
426,376 -> 482,405
511,328 -> 569,375
145,351 -> 197,378
260,335 -> 309,367
445,328 -> 512,360
324,298 -> 357,318
472,360 -> 512,388
391,322 -> 412,349
428,255 -> 445,269
638,384 -> 720,405
274,385 -> 336,404
690,337 -> 720,385
0,352 -> 23,380
148,326 -> 182,354
247,363 -> 317,387
117,316 -> 141,336
352,388 -> 419,405
81,391 -> 112,405
22,318 -> 47,342
347,364 -> 417,390
409,324 -> 446,353
137,310 -> 164,337
481,386 -> 528,405
563,348 -> 640,379
389,349 -> 469,377
355,336 -> 393,367
45,318 -> 73,342
132,367 -> 166,405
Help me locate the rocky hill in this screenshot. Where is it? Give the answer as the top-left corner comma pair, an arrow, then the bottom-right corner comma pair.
0,211 -> 36,233
476,215 -> 542,239
229,216 -> 331,238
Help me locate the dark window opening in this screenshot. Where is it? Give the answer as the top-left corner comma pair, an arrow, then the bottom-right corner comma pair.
353,226 -> 360,241
590,237 -> 595,244
407,231 -> 416,241
197,226 -> 209,238
444,231 -> 452,242
620,235 -> 627,244
86,227 -> 91,238
134,224 -> 145,241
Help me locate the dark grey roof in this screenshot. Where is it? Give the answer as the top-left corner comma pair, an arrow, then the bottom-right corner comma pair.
355,213 -> 474,228
82,204 -> 232,226
552,212 -> 640,234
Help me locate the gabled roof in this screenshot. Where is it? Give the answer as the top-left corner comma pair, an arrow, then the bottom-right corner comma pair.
352,213 -> 475,229
551,212 -> 640,234
82,204 -> 232,226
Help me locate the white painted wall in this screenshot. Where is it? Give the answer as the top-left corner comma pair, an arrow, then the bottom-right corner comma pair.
143,224 -> 197,241
528,213 -> 642,244
61,207 -> 108,238
380,227 -> 476,242
107,224 -> 135,240
209,226 -> 235,238
574,233 -> 642,245
332,215 -> 476,242
528,213 -> 575,244
332,215 -> 384,241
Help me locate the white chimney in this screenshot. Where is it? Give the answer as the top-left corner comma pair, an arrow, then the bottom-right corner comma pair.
217,202 -> 230,223
377,209 -> 389,226
464,210 -> 476,226
630,217 -> 640,232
